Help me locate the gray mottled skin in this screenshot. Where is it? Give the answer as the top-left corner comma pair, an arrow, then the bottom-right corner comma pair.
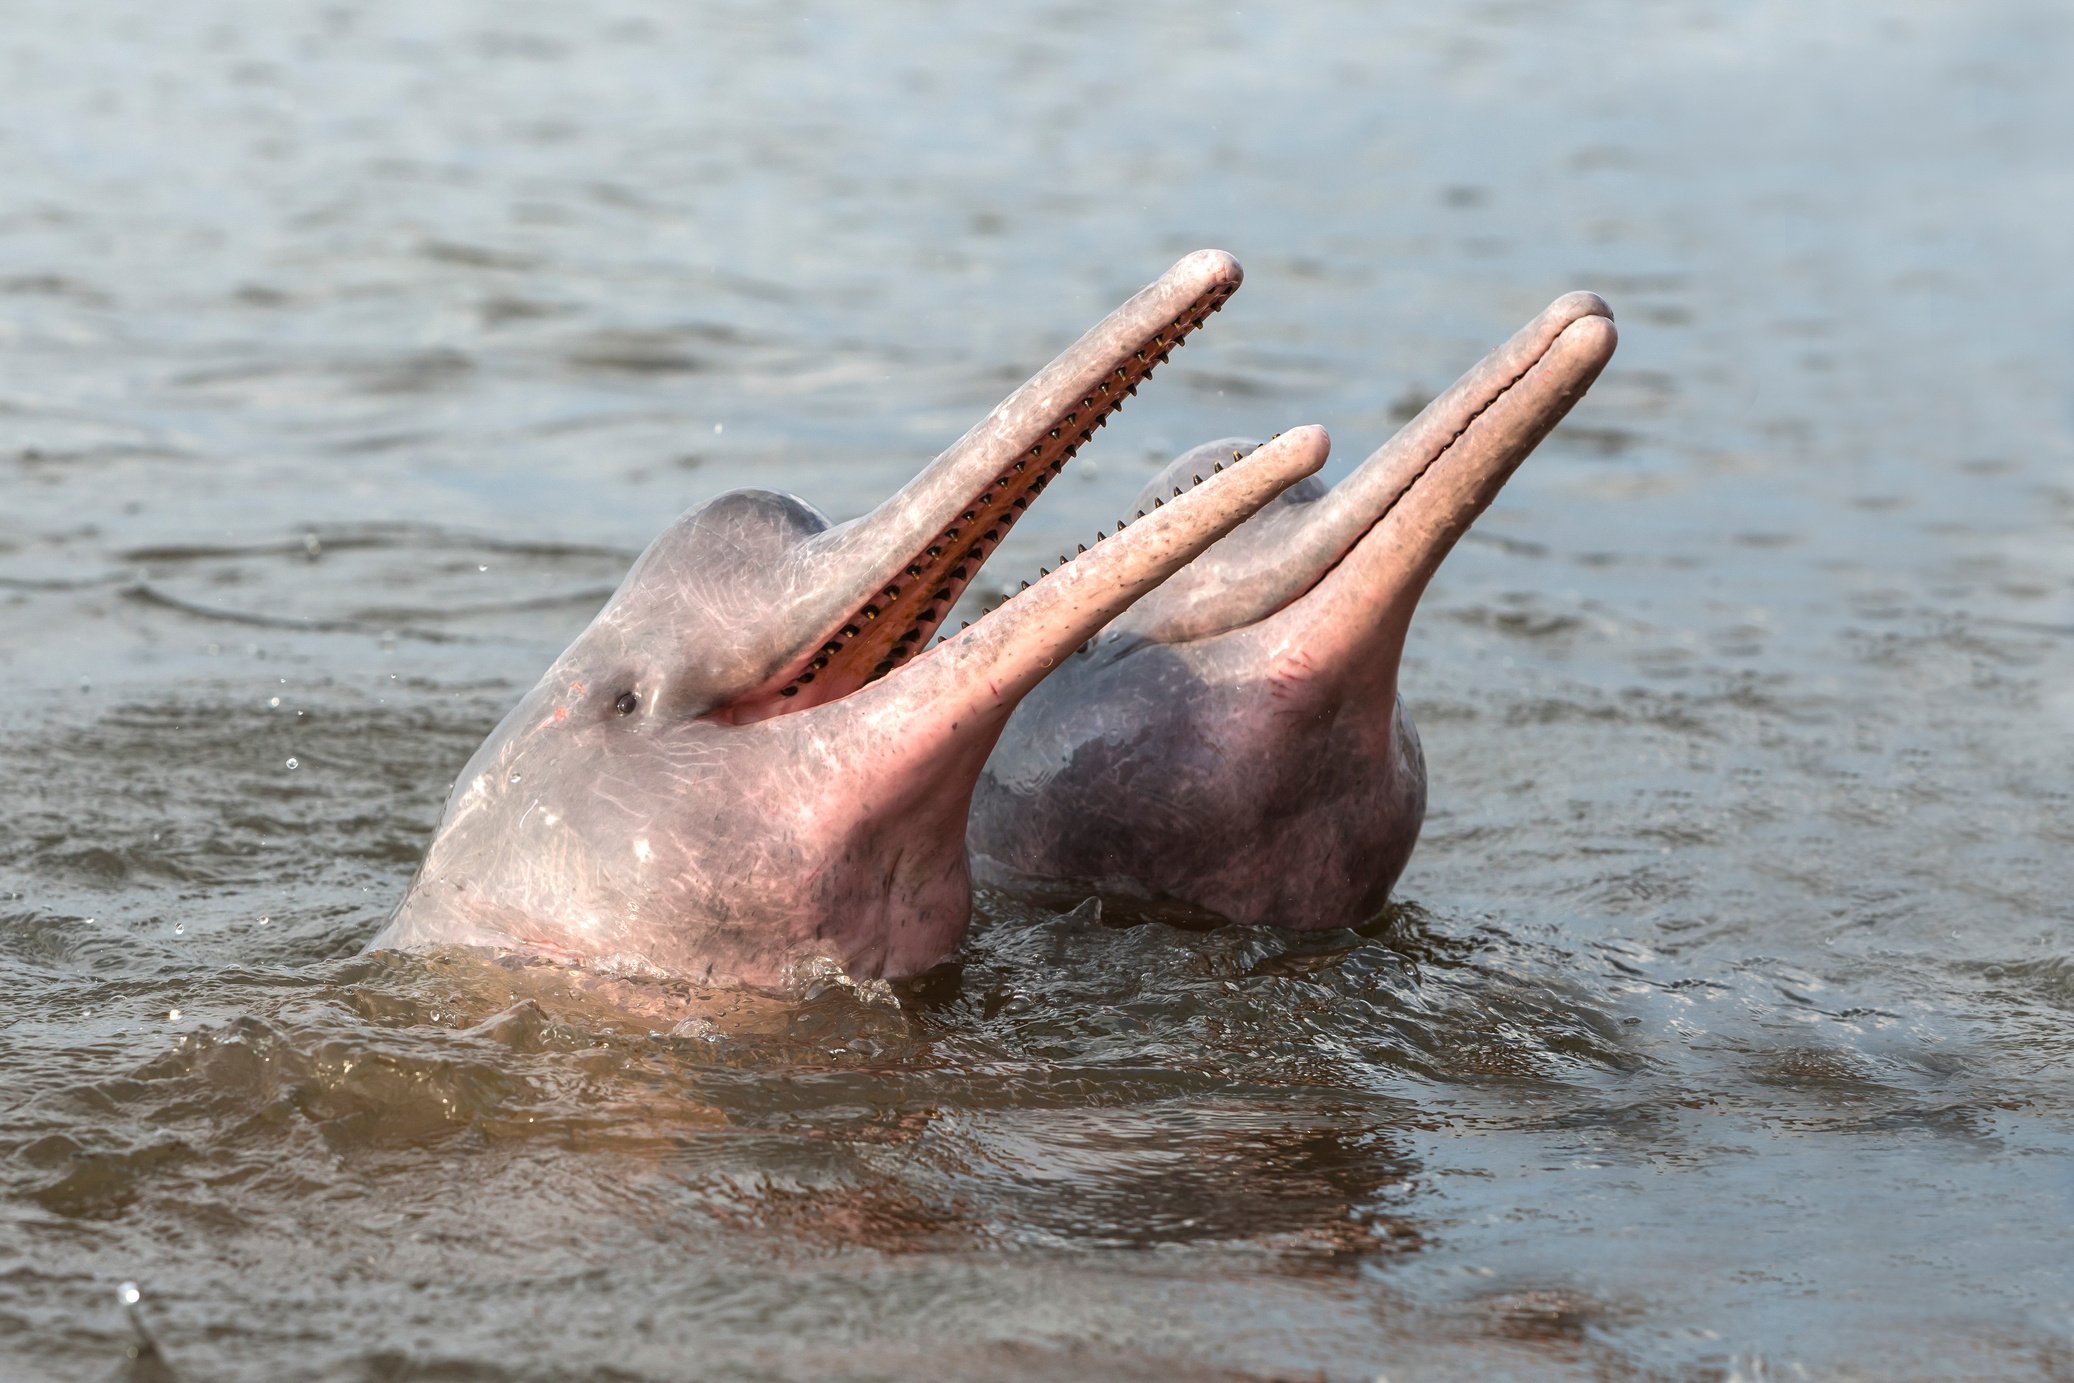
971,293 -> 1618,930
369,251 -> 1333,989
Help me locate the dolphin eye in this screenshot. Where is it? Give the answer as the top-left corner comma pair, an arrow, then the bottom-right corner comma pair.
614,691 -> 639,717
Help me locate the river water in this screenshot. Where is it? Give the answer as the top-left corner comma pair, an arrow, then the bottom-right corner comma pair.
2,2 -> 2069,1379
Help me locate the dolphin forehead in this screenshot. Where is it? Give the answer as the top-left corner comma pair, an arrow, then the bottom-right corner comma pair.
559,490 -> 835,719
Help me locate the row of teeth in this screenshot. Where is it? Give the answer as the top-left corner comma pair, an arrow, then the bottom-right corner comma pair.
951,457 -> 1239,637
774,281 -> 1237,698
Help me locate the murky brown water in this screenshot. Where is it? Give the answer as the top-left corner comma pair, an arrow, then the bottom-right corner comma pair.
3,2 -> 2071,1379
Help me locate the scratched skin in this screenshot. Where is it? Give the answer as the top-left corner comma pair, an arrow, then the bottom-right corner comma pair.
369,252 -> 1332,988
971,294 -> 1617,929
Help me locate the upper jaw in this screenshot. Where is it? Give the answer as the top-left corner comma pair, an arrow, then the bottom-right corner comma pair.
711,250 -> 1247,726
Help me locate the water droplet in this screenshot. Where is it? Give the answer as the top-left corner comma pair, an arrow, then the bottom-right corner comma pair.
670,1016 -> 723,1041
173,923 -> 184,935
166,1009 -> 181,1021
712,422 -> 724,434
285,757 -> 299,770
258,916 -> 270,926
118,1282 -> 140,1307
268,696 -> 281,709
478,564 -> 489,573
508,772 -> 523,785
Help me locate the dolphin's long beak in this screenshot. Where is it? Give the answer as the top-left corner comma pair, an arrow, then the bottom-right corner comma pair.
719,250 -> 1247,723
1238,293 -> 1617,691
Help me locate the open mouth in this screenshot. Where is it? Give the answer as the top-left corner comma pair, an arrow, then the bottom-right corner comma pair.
717,256 -> 1244,722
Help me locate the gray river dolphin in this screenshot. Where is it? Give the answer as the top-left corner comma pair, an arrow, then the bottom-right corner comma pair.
370,251 -> 1331,988
969,293 -> 1617,929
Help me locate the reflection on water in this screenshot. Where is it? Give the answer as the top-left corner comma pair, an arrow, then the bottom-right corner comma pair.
2,0 -> 2071,1379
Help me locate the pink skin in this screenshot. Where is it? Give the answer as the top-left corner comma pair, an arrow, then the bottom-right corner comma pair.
970,294 -> 1618,930
369,252 -> 1331,988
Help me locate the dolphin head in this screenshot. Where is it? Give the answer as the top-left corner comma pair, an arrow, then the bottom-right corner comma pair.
971,293 -> 1617,929
373,252 -> 1331,986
